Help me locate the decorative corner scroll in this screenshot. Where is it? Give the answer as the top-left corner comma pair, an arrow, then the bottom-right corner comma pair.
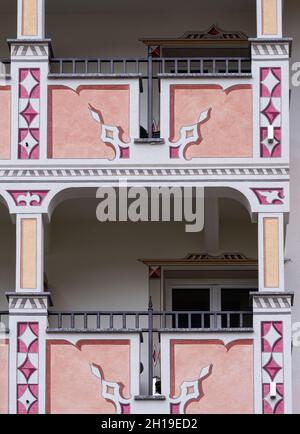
170,364 -> 213,414
170,109 -> 211,160
252,188 -> 285,205
90,363 -> 131,414
89,105 -> 130,160
8,190 -> 49,207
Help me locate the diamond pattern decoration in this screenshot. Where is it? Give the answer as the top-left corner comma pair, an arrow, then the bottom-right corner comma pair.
260,68 -> 282,158
262,322 -> 283,352
19,355 -> 38,382
17,323 -> 39,414
260,127 -> 281,157
18,69 -> 40,159
261,69 -> 281,97
263,384 -> 284,414
17,385 -> 38,414
261,321 -> 284,414
261,100 -> 280,125
20,70 -> 40,98
263,355 -> 282,381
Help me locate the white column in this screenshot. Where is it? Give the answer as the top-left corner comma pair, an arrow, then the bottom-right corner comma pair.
252,292 -> 293,414
256,0 -> 283,39
17,0 -> 45,40
258,212 -> 285,292
7,213 -> 49,414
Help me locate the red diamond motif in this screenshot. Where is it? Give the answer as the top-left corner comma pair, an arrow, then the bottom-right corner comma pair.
19,356 -> 37,381
263,355 -> 282,381
262,100 -> 280,125
21,102 -> 38,126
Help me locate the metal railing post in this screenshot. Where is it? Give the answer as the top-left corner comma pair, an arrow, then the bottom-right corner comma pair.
147,47 -> 153,138
148,297 -> 154,396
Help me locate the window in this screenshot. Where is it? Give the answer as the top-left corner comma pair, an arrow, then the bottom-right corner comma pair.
168,283 -> 257,329
221,288 -> 255,328
172,288 -> 210,328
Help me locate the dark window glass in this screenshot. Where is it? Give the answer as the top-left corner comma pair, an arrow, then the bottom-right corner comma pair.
172,288 -> 210,329
221,288 -> 257,328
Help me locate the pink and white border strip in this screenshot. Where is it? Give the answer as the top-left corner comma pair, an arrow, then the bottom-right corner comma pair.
260,67 -> 282,158
261,321 -> 284,414
18,69 -> 40,160
17,322 -> 39,414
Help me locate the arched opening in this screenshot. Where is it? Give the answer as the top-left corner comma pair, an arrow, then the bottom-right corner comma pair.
45,186 -> 257,311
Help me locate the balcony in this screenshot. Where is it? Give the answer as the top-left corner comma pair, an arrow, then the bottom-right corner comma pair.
43,31 -> 255,164
46,305 -> 253,396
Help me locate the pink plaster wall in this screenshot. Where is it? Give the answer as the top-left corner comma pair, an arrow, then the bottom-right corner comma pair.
48,85 -> 130,159
170,85 -> 253,159
46,339 -> 130,414
0,87 -> 11,159
0,340 -> 9,414
171,339 -> 254,414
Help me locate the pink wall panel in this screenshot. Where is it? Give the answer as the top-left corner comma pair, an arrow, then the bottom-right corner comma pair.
0,87 -> 11,159
0,340 -> 9,414
171,339 -> 254,414
46,339 -> 130,414
48,85 -> 130,159
170,85 -> 253,159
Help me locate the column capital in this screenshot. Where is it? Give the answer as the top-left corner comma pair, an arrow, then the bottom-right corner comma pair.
6,292 -> 52,314
8,38 -> 53,60
251,291 -> 294,313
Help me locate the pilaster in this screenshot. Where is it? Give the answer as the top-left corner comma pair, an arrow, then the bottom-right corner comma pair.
16,213 -> 44,293
258,213 -> 285,292
256,0 -> 283,39
17,0 -> 45,40
6,292 -> 52,414
252,292 -> 293,414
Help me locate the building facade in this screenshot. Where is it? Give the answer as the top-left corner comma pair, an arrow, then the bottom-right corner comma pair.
0,0 -> 298,414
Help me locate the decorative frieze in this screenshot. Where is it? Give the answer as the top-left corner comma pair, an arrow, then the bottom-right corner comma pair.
7,293 -> 51,312
11,43 -> 49,58
0,166 -> 290,179
252,43 -> 289,58
252,293 -> 293,311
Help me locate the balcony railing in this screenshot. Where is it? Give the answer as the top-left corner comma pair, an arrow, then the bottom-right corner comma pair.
47,309 -> 253,332
49,56 -> 251,77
